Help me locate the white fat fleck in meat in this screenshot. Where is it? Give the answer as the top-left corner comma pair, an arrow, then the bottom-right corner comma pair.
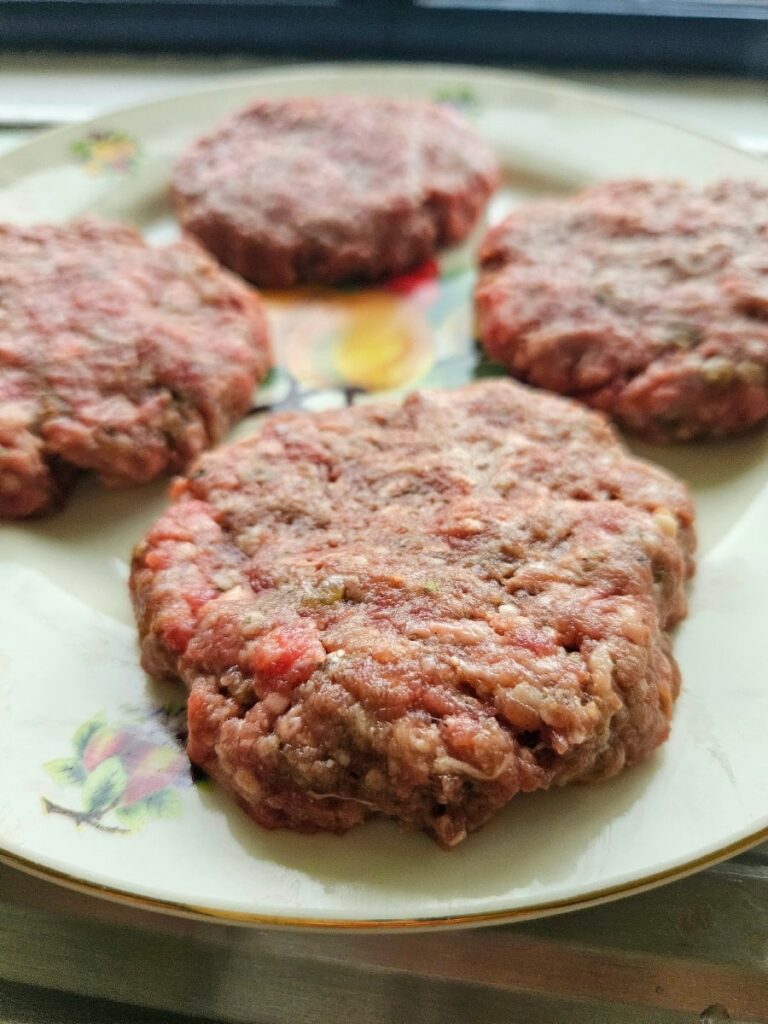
652,507 -> 678,539
587,644 -> 621,712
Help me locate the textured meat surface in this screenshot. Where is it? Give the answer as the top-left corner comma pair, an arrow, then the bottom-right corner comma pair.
0,219 -> 271,518
131,380 -> 695,847
476,179 -> 768,442
172,97 -> 500,287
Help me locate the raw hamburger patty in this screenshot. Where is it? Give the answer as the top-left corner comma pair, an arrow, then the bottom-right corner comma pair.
0,219 -> 271,519
131,380 -> 694,847
172,97 -> 500,287
476,179 -> 768,442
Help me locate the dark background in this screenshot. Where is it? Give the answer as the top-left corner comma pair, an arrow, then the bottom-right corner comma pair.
2,1 -> 768,75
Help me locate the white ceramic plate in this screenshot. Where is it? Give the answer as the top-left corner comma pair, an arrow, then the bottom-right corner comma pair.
1,65 -> 767,931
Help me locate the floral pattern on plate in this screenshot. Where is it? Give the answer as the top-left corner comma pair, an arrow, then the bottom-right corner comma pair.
71,130 -> 140,175
43,706 -> 191,835
434,86 -> 479,114
260,261 -> 483,412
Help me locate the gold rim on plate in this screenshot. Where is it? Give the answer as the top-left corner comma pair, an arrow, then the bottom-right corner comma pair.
2,824 -> 766,931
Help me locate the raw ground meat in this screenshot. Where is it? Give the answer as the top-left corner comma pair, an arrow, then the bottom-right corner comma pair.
131,380 -> 695,847
476,179 -> 768,442
0,219 -> 271,518
172,96 -> 500,288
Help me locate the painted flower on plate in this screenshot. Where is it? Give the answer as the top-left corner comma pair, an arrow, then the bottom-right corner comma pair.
43,710 -> 191,835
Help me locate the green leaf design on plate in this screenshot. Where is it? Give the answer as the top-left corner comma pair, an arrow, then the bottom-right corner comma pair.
81,756 -> 127,814
144,788 -> 182,820
44,708 -> 190,834
433,86 -> 478,112
73,713 -> 107,757
261,365 -> 278,387
473,355 -> 507,380
43,757 -> 85,786
114,801 -> 148,832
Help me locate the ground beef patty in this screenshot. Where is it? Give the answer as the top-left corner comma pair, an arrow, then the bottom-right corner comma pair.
172,97 -> 500,287
131,380 -> 694,847
0,219 -> 271,519
476,179 -> 768,442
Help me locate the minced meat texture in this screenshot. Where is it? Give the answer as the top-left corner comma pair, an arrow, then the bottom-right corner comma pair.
131,380 -> 695,847
476,179 -> 768,442
0,219 -> 271,518
172,96 -> 500,287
